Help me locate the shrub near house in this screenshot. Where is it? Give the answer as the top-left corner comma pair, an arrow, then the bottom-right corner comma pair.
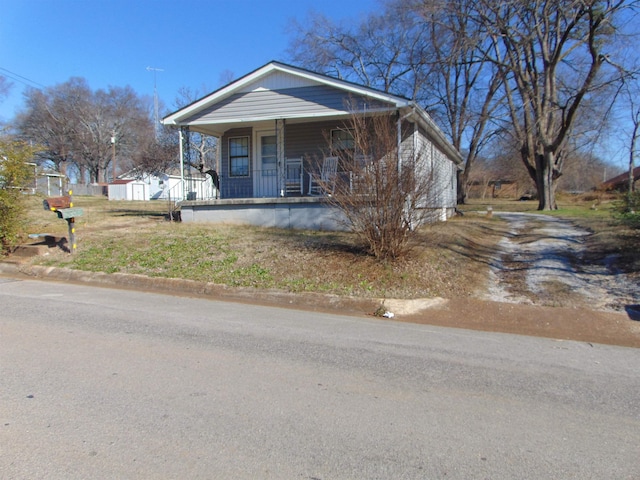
0,139 -> 37,253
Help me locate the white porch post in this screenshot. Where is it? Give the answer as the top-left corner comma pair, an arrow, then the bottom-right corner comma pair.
179,129 -> 185,201
216,135 -> 221,199
276,118 -> 285,196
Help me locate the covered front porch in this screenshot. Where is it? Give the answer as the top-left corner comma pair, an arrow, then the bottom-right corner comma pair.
175,115 -> 346,203
171,113 -> 354,230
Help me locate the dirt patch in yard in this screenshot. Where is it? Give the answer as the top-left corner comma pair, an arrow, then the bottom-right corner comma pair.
397,297 -> 640,348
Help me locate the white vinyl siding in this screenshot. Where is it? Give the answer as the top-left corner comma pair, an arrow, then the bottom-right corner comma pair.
183,86 -> 391,125
412,128 -> 457,213
238,71 -> 318,93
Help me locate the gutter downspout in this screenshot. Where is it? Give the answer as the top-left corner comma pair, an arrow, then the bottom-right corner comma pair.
397,107 -> 415,176
397,107 -> 416,229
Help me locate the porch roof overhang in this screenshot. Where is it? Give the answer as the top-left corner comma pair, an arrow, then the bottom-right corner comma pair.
167,107 -> 397,138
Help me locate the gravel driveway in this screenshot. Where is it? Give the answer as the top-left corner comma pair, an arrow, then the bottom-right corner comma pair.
484,212 -> 639,312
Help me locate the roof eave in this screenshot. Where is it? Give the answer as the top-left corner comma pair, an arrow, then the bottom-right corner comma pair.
404,104 -> 463,166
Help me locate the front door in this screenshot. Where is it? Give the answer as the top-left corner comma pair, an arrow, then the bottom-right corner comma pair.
255,132 -> 278,197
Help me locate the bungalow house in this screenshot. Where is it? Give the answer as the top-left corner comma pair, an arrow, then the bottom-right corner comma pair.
162,61 -> 462,230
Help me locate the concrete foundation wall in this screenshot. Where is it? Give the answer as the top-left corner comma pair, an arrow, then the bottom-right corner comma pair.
179,198 -> 456,231
179,198 -> 348,231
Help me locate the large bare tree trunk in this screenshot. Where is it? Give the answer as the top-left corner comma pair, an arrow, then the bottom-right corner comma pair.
457,169 -> 469,204
528,150 -> 559,211
629,119 -> 638,196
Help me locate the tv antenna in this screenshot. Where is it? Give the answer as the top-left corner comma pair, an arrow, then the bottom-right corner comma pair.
146,66 -> 164,140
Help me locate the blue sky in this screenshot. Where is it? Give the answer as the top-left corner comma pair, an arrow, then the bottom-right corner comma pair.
0,0 -> 380,122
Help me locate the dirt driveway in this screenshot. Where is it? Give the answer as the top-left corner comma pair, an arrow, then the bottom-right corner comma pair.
402,212 -> 640,347
485,212 -> 639,311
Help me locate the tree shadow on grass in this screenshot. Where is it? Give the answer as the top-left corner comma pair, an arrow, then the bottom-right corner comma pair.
256,228 -> 371,257
419,223 -> 507,269
110,209 -> 166,218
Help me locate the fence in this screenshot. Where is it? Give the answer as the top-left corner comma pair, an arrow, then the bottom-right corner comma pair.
68,184 -> 107,196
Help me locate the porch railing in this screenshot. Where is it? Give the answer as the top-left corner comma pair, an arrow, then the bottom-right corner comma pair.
220,167 -> 306,199
177,167 -> 355,200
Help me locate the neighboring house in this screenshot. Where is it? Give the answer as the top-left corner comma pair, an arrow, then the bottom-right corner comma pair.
600,166 -> 640,192
467,179 -> 522,200
162,61 -> 463,229
108,171 -> 216,201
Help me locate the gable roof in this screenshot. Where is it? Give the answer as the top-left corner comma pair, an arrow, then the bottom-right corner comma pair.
163,61 -> 412,126
600,166 -> 640,191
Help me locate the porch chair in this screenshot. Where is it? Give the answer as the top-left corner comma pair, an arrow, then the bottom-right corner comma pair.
308,156 -> 339,196
284,157 -> 304,196
349,154 -> 372,193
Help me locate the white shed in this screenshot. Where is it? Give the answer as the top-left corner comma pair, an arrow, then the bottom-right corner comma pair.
108,179 -> 149,201
108,173 -> 217,201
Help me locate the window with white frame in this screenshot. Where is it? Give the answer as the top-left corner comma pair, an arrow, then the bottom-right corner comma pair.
229,136 -> 249,177
331,129 -> 355,151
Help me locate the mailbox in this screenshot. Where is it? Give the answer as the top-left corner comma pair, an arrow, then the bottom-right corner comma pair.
56,207 -> 84,220
43,196 -> 71,211
43,192 -> 82,254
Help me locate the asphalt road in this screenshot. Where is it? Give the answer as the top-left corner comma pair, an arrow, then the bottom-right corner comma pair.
1,277 -> 638,479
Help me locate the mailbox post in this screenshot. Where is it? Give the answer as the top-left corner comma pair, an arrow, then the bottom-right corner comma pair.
43,190 -> 83,254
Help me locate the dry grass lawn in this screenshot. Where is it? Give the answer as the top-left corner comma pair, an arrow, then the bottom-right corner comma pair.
11,193 -> 638,302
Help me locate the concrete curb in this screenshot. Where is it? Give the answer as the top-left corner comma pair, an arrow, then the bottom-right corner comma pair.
0,261 -> 446,318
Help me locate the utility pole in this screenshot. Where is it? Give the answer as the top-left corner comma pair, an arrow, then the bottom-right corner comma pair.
111,131 -> 117,181
146,66 -> 164,140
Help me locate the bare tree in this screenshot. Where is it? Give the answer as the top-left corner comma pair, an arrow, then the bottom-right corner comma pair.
17,78 -> 90,177
17,78 -> 153,183
0,76 -> 12,103
75,85 -> 152,183
288,8 -> 432,99
412,0 -> 505,204
474,0 -> 629,210
558,149 -> 610,192
288,2 -> 505,206
131,123 -> 179,176
218,70 -> 235,86
619,79 -> 640,195
324,112 -> 445,261
290,1 -> 635,210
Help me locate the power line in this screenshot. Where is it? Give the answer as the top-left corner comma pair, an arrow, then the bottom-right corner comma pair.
0,66 -> 46,89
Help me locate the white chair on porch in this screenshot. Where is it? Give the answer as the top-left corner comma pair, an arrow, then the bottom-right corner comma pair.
349,154 -> 372,193
284,157 -> 303,196
308,156 -> 338,195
